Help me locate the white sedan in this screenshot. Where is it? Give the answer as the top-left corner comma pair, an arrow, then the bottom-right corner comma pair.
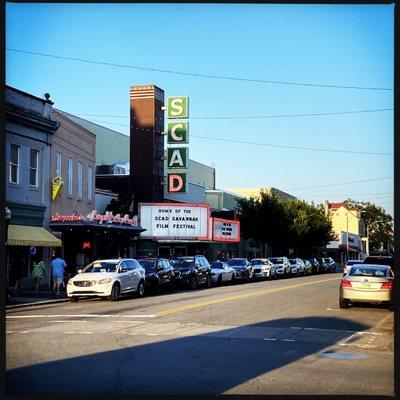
67,258 -> 146,302
251,258 -> 276,279
210,261 -> 236,285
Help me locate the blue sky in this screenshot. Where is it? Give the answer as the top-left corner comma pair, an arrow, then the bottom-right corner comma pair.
6,3 -> 394,215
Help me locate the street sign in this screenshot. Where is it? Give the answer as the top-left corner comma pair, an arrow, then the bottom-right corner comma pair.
167,173 -> 187,193
167,122 -> 189,144
167,147 -> 188,169
167,96 -> 189,119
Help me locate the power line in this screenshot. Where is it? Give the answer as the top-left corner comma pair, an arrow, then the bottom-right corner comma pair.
287,176 -> 393,191
190,135 -> 393,156
298,192 -> 393,197
66,108 -> 394,120
72,117 -> 393,157
7,48 -> 394,91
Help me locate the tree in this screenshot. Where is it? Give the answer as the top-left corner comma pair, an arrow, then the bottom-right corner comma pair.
237,190 -> 335,256
343,199 -> 393,252
105,192 -> 133,216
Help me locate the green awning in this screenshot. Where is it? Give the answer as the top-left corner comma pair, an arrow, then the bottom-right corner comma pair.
7,225 -> 61,247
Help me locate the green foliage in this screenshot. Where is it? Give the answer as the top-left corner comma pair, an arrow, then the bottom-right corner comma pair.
237,190 -> 335,256
105,192 -> 132,216
343,198 -> 393,251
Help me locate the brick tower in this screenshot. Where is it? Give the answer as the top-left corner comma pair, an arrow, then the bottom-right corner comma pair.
130,85 -> 165,213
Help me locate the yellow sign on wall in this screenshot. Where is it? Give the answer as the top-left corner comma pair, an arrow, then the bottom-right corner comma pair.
51,176 -> 64,201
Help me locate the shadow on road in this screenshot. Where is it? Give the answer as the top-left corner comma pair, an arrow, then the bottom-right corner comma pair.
6,315 -> 374,395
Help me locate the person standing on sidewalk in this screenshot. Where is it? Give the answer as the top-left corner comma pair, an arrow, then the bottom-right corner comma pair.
51,252 -> 67,295
32,256 -> 46,294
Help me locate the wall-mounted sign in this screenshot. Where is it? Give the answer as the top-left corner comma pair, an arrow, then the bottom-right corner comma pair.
139,203 -> 210,240
167,173 -> 187,193
167,122 -> 188,144
212,218 -> 240,242
167,147 -> 188,169
167,96 -> 189,119
51,210 -> 139,226
51,176 -> 64,201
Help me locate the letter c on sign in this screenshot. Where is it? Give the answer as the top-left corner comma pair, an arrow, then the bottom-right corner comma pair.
171,124 -> 183,141
169,174 -> 184,192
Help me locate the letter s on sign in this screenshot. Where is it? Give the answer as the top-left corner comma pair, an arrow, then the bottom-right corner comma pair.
170,98 -> 183,116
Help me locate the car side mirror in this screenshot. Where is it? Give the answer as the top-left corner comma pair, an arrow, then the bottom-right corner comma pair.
77,269 -> 83,274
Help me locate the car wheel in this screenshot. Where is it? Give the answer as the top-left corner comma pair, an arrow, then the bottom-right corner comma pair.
189,276 -> 198,290
70,296 -> 79,302
206,275 -> 212,288
217,274 -> 222,286
339,297 -> 349,309
136,280 -> 145,298
110,283 -> 120,302
230,273 -> 235,284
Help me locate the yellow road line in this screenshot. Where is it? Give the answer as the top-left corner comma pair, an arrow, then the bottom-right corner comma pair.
154,276 -> 339,317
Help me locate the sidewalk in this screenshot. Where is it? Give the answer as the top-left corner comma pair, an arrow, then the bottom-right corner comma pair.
6,289 -> 69,309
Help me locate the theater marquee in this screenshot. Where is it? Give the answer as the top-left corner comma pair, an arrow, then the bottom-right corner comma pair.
139,203 -> 210,240
212,218 -> 240,242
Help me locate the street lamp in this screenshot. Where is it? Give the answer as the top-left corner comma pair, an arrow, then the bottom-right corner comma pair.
5,207 -> 11,243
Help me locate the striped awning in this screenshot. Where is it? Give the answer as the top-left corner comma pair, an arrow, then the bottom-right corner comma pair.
7,225 -> 62,247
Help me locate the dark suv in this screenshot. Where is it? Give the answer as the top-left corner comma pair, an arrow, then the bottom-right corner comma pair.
170,256 -> 212,290
226,258 -> 254,282
137,258 -> 176,292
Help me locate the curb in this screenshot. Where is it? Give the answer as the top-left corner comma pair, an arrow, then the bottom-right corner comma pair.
6,297 -> 70,310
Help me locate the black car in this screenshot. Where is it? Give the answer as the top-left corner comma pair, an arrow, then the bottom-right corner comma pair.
307,258 -> 320,274
317,258 -> 330,273
137,258 -> 176,292
226,258 -> 254,282
170,256 -> 212,290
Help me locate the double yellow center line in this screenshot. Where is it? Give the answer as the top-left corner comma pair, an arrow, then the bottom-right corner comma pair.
154,276 -> 339,317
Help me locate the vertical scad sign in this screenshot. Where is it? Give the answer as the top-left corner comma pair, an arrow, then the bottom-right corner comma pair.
167,96 -> 189,194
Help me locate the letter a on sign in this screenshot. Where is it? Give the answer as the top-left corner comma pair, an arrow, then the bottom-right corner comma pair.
168,173 -> 187,193
167,97 -> 189,119
168,147 -> 188,168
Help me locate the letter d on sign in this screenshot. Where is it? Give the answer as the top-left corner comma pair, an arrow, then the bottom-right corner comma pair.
168,173 -> 187,193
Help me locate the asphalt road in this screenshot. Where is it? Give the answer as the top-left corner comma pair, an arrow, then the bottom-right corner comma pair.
6,272 -> 394,396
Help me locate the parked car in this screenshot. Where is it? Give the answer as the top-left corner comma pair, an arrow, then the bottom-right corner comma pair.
302,259 -> 313,275
226,258 -> 254,282
210,261 -> 236,285
137,258 -> 175,292
343,259 -> 362,276
170,256 -> 212,289
288,258 -> 306,277
251,258 -> 276,280
307,258 -> 320,274
269,257 -> 291,278
322,257 -> 336,273
339,264 -> 394,309
317,258 -> 330,273
67,258 -> 146,302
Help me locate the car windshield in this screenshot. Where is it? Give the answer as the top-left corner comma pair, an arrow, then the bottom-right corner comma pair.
227,259 -> 246,266
171,259 -> 195,269
83,261 -> 118,273
211,262 -> 224,269
251,260 -> 268,265
363,257 -> 394,268
349,266 -> 389,277
269,258 -> 283,264
137,260 -> 156,272
288,259 -> 297,265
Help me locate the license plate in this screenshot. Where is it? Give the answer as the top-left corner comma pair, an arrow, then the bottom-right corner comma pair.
361,283 -> 371,288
